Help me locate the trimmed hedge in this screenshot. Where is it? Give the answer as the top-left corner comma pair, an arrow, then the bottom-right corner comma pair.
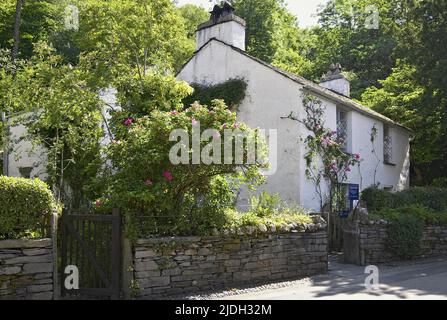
0,176 -> 58,239
362,186 -> 447,212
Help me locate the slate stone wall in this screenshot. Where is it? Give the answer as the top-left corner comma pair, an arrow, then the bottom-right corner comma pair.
344,220 -> 447,265
0,239 -> 54,300
133,229 -> 328,298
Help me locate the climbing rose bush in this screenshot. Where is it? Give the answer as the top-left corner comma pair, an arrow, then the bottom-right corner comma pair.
284,93 -> 361,212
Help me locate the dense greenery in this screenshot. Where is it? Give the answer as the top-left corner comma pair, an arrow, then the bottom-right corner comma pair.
182,78 -> 248,110
0,176 -> 58,239
386,213 -> 423,259
363,186 -> 447,258
362,187 -> 447,213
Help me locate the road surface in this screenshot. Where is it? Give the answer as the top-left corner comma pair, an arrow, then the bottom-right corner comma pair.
219,256 -> 447,300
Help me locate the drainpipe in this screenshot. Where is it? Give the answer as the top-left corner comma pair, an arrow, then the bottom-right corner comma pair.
1,112 -> 9,176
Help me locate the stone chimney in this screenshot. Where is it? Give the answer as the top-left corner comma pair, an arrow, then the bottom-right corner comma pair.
196,1 -> 246,51
320,63 -> 350,97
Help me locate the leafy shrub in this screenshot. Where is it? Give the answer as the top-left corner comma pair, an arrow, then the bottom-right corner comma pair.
369,204 -> 447,226
362,186 -> 447,212
431,177 -> 447,188
361,187 -> 395,211
249,191 -> 282,217
0,176 -> 58,239
387,214 -> 423,259
224,192 -> 312,231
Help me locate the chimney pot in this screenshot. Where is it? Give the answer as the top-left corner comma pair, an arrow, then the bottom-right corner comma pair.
196,1 -> 246,51
320,63 -> 350,97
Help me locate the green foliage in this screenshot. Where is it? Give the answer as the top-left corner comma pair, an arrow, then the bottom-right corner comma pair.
115,72 -> 193,116
387,214 -> 423,260
95,97 -> 266,238
369,204 -> 447,226
0,0 -> 59,59
182,79 -> 247,110
361,187 -> 393,212
249,191 -> 282,217
177,4 -> 209,39
432,178 -> 447,188
1,43 -> 104,209
224,192 -> 311,230
64,0 -> 193,74
0,176 -> 59,239
232,0 -> 312,76
362,186 -> 447,213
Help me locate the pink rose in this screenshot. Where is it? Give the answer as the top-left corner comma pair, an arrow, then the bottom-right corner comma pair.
144,179 -> 153,186
191,118 -> 198,126
95,200 -> 103,207
213,131 -> 221,139
222,123 -> 228,129
123,118 -> 134,126
354,153 -> 360,160
170,110 -> 178,116
163,171 -> 173,182
232,123 -> 239,129
344,167 -> 351,173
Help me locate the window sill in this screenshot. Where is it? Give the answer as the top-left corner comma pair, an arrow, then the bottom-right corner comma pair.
384,161 -> 396,166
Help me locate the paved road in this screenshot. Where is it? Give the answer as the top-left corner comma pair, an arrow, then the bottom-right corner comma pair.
219,257 -> 447,300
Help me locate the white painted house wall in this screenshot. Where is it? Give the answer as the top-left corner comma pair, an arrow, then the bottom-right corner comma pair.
177,38 -> 411,211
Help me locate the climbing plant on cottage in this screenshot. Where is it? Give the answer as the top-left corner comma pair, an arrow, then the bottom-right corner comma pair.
283,93 -> 361,213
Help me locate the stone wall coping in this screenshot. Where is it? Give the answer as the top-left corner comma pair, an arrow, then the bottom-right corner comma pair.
135,227 -> 327,245
0,238 -> 52,249
358,218 -> 447,227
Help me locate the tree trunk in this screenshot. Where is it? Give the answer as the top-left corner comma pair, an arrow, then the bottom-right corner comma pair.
11,0 -> 25,60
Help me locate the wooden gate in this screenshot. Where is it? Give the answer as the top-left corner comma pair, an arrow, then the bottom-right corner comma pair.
328,212 -> 344,252
60,209 -> 121,299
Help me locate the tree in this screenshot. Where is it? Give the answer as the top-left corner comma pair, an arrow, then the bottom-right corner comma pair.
232,0 -> 311,76
0,0 -> 59,60
302,0 -> 398,98
2,43 -> 103,209
63,0 -> 193,79
11,0 -> 25,60
177,4 -> 209,40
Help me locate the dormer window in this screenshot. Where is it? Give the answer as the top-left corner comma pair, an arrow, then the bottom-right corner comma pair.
383,125 -> 393,164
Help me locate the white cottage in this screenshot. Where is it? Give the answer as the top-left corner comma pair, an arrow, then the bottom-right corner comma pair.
3,3 -> 411,212
177,3 -> 411,211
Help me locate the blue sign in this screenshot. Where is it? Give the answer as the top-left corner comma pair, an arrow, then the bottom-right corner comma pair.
348,184 -> 359,200
339,210 -> 349,218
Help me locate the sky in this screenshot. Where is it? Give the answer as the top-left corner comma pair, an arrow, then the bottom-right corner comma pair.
175,0 -> 330,28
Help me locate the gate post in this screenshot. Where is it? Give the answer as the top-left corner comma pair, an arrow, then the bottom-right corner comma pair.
111,208 -> 121,300
52,209 -> 60,300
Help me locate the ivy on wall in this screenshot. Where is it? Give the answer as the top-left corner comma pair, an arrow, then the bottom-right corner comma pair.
182,78 -> 247,110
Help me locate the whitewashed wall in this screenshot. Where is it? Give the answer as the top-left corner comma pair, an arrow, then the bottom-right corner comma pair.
7,120 -> 48,180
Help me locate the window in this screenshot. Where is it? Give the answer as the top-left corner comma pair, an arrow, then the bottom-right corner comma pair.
19,167 -> 33,179
336,108 -> 349,152
383,126 -> 393,164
